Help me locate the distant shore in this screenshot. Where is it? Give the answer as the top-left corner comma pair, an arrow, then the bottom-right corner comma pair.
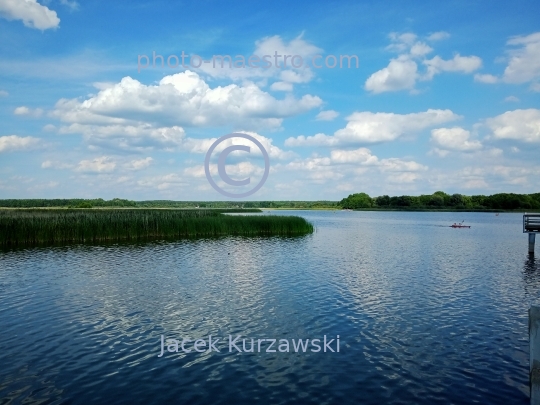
261,207 -> 540,213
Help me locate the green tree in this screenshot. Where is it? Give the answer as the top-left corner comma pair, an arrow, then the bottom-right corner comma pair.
339,193 -> 372,209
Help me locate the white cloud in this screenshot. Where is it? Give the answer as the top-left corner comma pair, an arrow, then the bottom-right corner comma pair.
76,156 -> 116,173
486,109 -> 540,143
43,124 -> 56,132
366,33 -> 481,93
475,32 -> 540,88
0,90 -> 8,97
207,131 -> 296,161
270,81 -> 293,92
255,34 -> 323,61
531,82 -> 540,92
429,148 -> 450,158
14,106 -> 43,117
474,73 -> 498,83
58,121 -> 295,161
504,96 -> 520,102
377,158 -> 427,172
430,127 -> 482,152
59,0 -> 78,11
196,34 -> 322,91
52,71 -> 322,130
59,123 -> 189,151
285,133 -> 336,147
503,32 -> 540,84
386,32 -> 418,52
423,54 -> 482,80
410,42 -> 433,57
315,110 -> 339,121
330,148 -> 378,164
365,55 -> 418,93
41,160 -> 73,169
0,0 -> 60,30
427,31 -> 450,41
0,135 -> 41,152
276,148 -> 427,190
125,157 -> 153,171
286,109 -> 460,146
386,172 -> 420,183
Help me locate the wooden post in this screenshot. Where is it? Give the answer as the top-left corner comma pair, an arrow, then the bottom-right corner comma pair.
531,233 -> 536,255
530,306 -> 540,404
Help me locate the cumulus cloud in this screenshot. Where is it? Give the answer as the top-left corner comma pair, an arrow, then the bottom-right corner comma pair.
270,81 -> 293,92
0,135 -> 41,152
486,109 -> 540,143
59,124 -> 189,151
14,106 -> 44,117
0,0 -> 60,30
474,73 -> 498,83
315,110 -> 339,121
475,32 -> 540,88
365,55 -> 418,93
365,32 -> 481,93
503,32 -> 540,84
423,54 -> 482,80
286,109 -> 460,146
276,147 -> 427,189
206,131 -> 296,161
125,157 -> 153,171
76,156 -> 116,173
59,0 -> 78,11
52,71 -> 322,130
330,148 -> 378,164
41,160 -> 73,169
430,127 -> 482,152
196,34 -> 322,91
427,31 -> 450,41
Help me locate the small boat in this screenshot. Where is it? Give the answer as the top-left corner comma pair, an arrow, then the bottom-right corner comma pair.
450,220 -> 470,228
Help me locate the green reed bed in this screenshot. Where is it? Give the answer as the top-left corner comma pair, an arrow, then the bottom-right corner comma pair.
0,209 -> 314,246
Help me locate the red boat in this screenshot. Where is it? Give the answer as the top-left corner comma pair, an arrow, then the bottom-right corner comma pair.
450,222 -> 470,228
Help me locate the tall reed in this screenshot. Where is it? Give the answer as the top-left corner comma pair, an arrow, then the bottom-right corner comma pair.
0,209 -> 313,246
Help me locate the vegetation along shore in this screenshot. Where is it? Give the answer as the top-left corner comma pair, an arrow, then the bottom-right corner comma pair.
0,190 -> 539,211
0,209 -> 314,246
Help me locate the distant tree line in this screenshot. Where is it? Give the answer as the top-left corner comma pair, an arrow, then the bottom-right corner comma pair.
339,191 -> 540,210
3,193 -> 537,210
0,198 -> 137,208
0,199 -> 339,209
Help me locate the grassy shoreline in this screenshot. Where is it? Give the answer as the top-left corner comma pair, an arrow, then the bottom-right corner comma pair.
0,209 -> 313,246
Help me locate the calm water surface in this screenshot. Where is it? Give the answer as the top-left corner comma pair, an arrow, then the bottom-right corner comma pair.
0,211 -> 537,404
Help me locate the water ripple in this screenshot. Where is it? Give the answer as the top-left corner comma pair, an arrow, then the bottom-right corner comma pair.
0,211 -> 532,404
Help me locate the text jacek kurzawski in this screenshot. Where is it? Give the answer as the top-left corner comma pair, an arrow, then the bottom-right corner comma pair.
158,335 -> 341,356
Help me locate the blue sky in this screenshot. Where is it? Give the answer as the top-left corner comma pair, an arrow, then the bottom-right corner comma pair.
0,0 -> 539,201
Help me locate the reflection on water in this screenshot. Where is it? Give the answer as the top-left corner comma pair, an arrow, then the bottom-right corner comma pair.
523,254 -> 540,300
0,211 -> 534,404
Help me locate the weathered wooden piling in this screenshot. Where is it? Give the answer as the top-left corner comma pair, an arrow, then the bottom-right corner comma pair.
532,234 -> 537,255
531,306 -> 540,404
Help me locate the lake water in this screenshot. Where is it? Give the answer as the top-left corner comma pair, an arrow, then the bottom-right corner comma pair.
0,211 -> 537,404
